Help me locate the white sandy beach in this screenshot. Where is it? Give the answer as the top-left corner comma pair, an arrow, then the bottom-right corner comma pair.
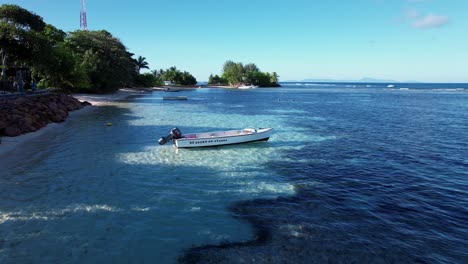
73,88 -> 155,105
0,88 -> 156,160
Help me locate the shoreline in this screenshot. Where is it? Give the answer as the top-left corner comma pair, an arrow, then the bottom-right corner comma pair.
0,88 -> 154,161
73,87 -> 157,105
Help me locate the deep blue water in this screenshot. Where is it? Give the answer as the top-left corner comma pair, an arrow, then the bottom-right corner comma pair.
1,83 -> 467,263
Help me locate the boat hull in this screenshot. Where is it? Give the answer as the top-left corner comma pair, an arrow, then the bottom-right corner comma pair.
174,128 -> 272,148
238,85 -> 258,89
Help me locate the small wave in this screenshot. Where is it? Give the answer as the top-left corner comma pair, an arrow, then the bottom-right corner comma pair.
290,83 -> 338,87
0,213 -> 50,224
235,181 -> 295,195
0,204 -> 122,224
132,207 -> 151,212
431,88 -> 466,92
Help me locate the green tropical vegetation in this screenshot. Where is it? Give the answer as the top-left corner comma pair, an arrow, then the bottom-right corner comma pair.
152,66 -> 197,86
135,56 -> 149,73
0,4 -> 197,93
208,60 -> 280,87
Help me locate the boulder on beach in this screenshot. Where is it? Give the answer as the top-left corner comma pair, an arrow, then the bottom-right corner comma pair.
0,93 -> 84,137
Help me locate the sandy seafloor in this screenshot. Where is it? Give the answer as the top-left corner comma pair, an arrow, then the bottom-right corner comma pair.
1,84 -> 467,264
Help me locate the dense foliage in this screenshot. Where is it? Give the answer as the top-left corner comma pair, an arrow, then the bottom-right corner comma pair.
0,4 -> 47,84
152,66 -> 197,86
207,74 -> 227,85
66,30 -> 137,92
208,60 -> 280,87
0,4 -> 198,93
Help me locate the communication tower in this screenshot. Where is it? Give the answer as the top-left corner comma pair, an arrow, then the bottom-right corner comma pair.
80,0 -> 88,30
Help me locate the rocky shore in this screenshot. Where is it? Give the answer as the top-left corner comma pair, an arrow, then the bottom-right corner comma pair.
0,93 -> 90,137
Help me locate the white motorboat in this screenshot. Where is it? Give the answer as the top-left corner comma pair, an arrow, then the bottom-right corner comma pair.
158,127 -> 273,148
238,85 -> 258,89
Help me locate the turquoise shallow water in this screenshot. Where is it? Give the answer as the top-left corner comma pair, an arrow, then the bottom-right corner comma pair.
0,88 -> 301,263
1,85 -> 468,263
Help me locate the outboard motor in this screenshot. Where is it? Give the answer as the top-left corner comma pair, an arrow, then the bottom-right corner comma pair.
171,127 -> 182,139
158,127 -> 183,145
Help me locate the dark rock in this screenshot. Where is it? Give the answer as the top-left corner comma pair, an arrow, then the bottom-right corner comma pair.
0,120 -> 7,131
0,93 -> 85,137
4,126 -> 21,137
81,101 -> 92,106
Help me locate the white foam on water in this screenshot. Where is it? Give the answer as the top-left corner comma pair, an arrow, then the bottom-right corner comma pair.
233,181 -> 295,195
431,88 -> 466,92
0,204 -> 122,224
0,212 -> 50,224
131,207 -> 151,212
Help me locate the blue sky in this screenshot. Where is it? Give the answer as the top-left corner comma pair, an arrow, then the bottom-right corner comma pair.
2,0 -> 468,82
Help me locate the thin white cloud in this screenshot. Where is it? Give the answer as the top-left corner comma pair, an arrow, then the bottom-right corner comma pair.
412,13 -> 449,28
405,9 -> 420,20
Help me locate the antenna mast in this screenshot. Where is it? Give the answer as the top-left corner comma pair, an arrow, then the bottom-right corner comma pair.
80,0 -> 88,30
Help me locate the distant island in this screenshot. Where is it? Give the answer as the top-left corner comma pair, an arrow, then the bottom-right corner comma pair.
208,61 -> 280,87
285,78 -> 420,83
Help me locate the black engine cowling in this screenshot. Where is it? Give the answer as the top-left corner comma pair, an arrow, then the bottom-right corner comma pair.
158,127 -> 182,145
170,127 -> 182,139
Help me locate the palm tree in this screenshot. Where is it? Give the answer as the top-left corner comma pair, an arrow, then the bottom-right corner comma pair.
271,72 -> 279,84
135,56 -> 149,73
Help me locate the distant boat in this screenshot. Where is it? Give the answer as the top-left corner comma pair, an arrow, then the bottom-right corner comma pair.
387,84 -> 395,88
158,127 -> 273,148
163,96 -> 187,100
238,84 -> 258,89
165,87 -> 181,92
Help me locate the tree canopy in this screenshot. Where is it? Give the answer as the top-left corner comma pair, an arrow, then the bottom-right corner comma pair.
135,56 -> 149,73
152,66 -> 197,86
0,5 -> 47,69
66,30 -> 136,92
0,4 -> 46,31
209,60 -> 280,87
0,4 -> 199,92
